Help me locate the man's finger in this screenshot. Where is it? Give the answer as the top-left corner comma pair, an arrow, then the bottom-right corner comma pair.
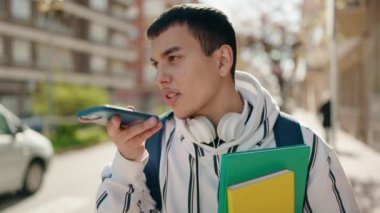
116,117 -> 159,142
107,115 -> 122,136
127,122 -> 163,147
125,105 -> 136,111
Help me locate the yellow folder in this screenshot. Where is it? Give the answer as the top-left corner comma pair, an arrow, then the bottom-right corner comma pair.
218,145 -> 310,213
227,169 -> 294,213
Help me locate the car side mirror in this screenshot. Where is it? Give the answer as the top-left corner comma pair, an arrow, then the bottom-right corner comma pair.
17,124 -> 24,133
11,124 -> 24,137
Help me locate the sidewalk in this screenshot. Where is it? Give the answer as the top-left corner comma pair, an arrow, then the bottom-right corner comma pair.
291,109 -> 380,213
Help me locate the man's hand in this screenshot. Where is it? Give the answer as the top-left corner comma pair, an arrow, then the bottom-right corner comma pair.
107,114 -> 163,161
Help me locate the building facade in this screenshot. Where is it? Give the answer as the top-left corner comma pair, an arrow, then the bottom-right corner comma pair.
300,0 -> 380,150
0,0 -> 154,115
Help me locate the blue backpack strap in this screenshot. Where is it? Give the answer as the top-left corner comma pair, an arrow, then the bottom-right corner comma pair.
273,112 -> 304,146
143,111 -> 173,211
273,112 -> 309,210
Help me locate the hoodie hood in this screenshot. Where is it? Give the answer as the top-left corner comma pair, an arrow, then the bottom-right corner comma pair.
175,71 -> 280,156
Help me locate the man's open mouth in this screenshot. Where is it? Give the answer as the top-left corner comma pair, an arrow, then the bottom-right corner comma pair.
161,89 -> 181,106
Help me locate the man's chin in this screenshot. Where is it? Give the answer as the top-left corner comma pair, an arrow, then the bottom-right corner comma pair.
172,109 -> 193,120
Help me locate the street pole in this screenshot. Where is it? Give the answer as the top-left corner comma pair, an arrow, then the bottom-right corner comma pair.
327,0 -> 338,147
37,0 -> 64,136
46,8 -> 55,137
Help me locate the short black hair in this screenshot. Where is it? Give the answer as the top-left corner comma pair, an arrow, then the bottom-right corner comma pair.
147,4 -> 237,79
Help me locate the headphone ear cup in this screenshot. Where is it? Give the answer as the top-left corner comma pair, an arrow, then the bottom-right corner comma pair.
217,112 -> 244,142
187,116 -> 216,143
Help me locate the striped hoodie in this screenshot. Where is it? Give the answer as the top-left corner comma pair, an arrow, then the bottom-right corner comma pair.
96,71 -> 359,213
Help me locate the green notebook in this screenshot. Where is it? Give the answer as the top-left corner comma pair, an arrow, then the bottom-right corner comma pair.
218,145 -> 310,213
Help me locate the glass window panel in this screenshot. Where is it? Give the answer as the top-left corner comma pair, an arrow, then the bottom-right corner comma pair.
0,114 -> 10,135
110,32 -> 127,47
37,44 -> 74,71
89,23 -> 108,43
12,39 -> 31,65
0,1 -> 5,17
124,5 -> 139,20
57,49 -> 74,71
111,4 -> 125,19
0,36 -> 4,59
376,65 -> 380,93
90,55 -> 107,73
36,44 -> 50,69
89,0 -> 108,11
51,49 -> 74,71
111,60 -> 126,75
11,0 -> 31,20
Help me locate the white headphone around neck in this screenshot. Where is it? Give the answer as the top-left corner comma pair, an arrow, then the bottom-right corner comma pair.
186,104 -> 248,143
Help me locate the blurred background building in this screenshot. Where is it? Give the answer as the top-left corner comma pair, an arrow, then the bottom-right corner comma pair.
0,0 -> 134,113
298,0 -> 380,150
0,0 -> 379,151
0,0 -> 195,117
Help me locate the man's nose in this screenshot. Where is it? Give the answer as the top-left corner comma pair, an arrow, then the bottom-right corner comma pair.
155,66 -> 171,85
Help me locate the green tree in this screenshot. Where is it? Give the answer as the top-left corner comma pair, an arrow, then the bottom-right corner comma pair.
33,82 -> 110,152
33,82 -> 109,116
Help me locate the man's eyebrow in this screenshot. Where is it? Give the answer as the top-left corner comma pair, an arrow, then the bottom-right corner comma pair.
150,46 -> 182,62
161,46 -> 181,57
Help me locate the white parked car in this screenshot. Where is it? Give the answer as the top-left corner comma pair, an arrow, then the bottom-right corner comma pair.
0,104 -> 53,195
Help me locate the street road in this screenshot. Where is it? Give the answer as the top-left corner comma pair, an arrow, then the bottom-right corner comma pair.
0,142 -> 116,213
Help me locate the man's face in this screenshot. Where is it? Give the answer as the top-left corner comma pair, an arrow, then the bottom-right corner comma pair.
150,24 -> 224,119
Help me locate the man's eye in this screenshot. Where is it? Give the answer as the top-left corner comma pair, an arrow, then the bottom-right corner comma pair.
168,56 -> 179,62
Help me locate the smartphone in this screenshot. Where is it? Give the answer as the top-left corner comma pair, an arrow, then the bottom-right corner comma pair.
76,105 -> 158,126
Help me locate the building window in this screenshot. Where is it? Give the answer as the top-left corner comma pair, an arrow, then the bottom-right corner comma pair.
12,39 -> 32,65
89,0 -> 108,11
90,55 -> 107,73
0,1 -> 5,17
111,60 -> 126,75
34,12 -> 73,36
0,36 -> 4,61
36,44 -> 50,69
376,65 -> 380,93
110,32 -> 127,47
11,0 -> 31,21
57,49 -> 74,71
89,23 -> 108,43
125,5 -> 139,20
111,60 -> 135,87
37,44 -> 74,71
111,3 -> 125,19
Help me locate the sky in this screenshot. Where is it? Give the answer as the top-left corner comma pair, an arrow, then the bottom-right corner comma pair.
200,0 -> 307,84
200,0 -> 303,37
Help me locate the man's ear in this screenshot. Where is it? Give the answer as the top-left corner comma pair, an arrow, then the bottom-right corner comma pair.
217,45 -> 233,77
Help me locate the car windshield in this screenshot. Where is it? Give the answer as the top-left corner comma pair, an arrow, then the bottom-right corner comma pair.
0,105 -> 23,134
0,114 -> 11,135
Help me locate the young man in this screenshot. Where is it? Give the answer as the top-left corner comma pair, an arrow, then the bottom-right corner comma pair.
96,4 -> 359,213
